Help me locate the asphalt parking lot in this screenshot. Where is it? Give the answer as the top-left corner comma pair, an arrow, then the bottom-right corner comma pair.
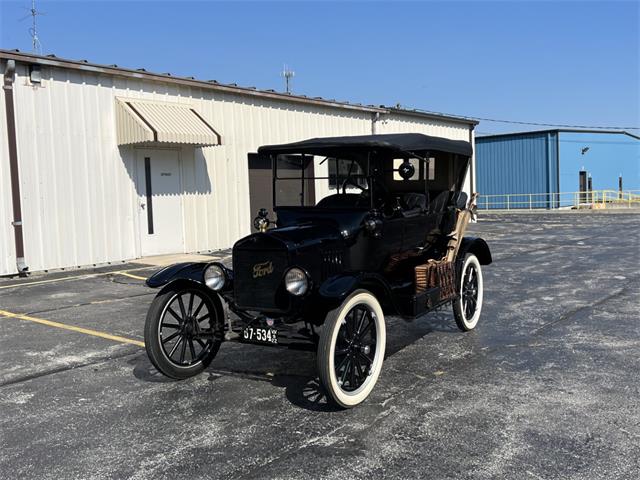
1,211 -> 639,479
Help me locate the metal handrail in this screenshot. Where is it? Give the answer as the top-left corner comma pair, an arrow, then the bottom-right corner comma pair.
477,190 -> 640,210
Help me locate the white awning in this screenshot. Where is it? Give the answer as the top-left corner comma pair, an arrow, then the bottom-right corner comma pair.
115,98 -> 221,146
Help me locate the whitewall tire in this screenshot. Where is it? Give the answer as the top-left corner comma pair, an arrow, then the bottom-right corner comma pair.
317,289 -> 386,408
453,254 -> 484,331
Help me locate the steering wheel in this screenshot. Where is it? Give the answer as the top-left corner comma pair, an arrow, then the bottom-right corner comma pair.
341,177 -> 367,194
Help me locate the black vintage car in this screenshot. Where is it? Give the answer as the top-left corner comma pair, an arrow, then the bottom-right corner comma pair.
144,133 -> 492,408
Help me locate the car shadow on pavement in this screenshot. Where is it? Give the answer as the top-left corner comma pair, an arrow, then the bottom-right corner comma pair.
131,310 -> 457,412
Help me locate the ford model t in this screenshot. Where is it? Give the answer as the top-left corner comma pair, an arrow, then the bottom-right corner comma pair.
144,133 -> 492,408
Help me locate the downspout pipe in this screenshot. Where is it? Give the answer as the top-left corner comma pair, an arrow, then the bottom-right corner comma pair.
371,112 -> 380,134
3,59 -> 28,275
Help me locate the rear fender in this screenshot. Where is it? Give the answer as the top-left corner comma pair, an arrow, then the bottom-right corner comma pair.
458,237 -> 492,265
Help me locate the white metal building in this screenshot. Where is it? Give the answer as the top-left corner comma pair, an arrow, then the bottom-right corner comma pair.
0,49 -> 478,276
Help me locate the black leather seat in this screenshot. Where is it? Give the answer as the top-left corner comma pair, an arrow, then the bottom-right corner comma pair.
428,191 -> 451,213
401,193 -> 427,217
403,193 -> 427,210
451,191 -> 468,209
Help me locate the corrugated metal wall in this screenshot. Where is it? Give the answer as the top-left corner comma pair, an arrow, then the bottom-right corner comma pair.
377,113 -> 470,141
476,132 -> 559,208
2,63 -> 473,275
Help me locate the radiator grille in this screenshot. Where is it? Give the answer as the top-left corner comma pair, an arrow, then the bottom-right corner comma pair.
233,250 -> 288,309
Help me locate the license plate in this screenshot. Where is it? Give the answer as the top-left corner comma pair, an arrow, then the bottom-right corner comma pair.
242,326 -> 278,345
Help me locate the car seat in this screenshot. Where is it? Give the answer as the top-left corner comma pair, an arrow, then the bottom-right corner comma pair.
401,193 -> 427,217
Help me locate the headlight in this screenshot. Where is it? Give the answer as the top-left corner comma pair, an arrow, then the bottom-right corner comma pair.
204,264 -> 226,291
284,267 -> 308,296
253,216 -> 269,231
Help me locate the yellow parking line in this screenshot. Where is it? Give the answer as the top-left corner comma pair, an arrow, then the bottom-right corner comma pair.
114,271 -> 147,281
0,309 -> 145,348
0,266 -> 152,290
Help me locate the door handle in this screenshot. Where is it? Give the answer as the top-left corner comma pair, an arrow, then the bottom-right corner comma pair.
140,203 -> 146,210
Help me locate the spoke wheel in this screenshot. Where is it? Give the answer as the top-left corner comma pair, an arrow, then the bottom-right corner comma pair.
453,254 -> 484,331
334,305 -> 377,392
145,285 -> 223,379
318,290 -> 386,408
159,290 -> 216,367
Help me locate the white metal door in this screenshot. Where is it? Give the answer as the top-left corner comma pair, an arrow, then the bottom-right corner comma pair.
136,149 -> 184,256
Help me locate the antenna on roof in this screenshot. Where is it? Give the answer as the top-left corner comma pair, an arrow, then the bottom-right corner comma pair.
19,0 -> 44,54
281,64 -> 295,94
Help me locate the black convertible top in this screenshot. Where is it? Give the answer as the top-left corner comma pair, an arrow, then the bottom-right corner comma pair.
258,133 -> 473,157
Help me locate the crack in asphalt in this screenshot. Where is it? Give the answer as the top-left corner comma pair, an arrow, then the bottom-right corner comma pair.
0,348 -> 140,388
530,278 -> 639,336
23,291 -> 155,317
229,424 -> 350,480
230,407 -> 398,480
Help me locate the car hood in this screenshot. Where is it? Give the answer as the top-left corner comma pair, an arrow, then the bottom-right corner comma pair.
235,223 -> 342,252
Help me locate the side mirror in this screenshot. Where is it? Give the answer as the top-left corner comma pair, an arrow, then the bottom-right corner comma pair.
398,160 -> 415,180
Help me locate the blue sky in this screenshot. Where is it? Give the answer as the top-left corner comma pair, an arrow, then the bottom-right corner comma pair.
0,0 -> 638,135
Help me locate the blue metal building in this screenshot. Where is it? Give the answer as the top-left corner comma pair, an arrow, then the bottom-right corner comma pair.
475,129 -> 640,208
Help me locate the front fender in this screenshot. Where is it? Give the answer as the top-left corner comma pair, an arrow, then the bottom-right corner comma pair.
145,262 -> 210,289
458,237 -> 492,265
318,273 -> 393,310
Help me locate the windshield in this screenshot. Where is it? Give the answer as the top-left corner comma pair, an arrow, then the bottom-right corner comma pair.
272,154 -> 370,208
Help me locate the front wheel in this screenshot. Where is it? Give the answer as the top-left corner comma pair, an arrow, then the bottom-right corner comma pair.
453,254 -> 484,331
317,290 -> 386,408
144,285 -> 223,379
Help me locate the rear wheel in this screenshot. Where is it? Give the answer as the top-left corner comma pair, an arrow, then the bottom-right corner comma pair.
453,254 -> 484,331
317,290 -> 386,408
144,285 -> 223,379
